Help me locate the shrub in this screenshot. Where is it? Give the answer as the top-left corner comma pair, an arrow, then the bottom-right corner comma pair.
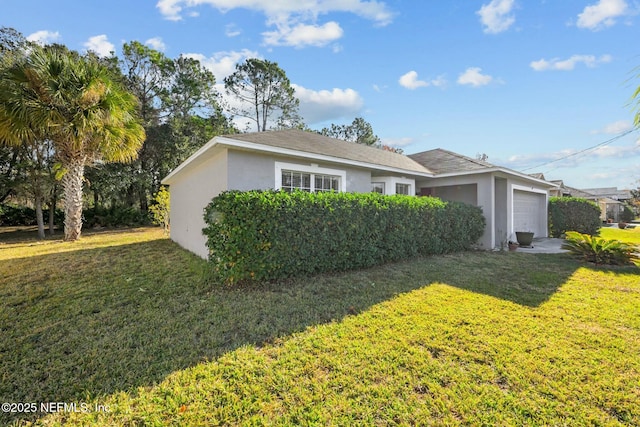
83,206 -> 151,228
562,231 -> 639,266
0,204 -> 36,226
149,186 -> 170,234
549,197 -> 601,237
203,190 -> 485,284
620,205 -> 635,223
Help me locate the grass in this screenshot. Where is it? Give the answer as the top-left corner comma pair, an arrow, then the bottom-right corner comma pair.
600,224 -> 640,245
1,227 -> 639,425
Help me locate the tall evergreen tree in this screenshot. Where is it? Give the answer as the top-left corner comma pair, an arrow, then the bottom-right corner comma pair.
224,58 -> 302,131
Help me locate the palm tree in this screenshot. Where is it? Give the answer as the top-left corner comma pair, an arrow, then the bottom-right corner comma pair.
0,45 -> 145,240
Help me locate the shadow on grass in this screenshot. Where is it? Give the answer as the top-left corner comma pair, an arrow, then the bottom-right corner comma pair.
0,235 -> 597,425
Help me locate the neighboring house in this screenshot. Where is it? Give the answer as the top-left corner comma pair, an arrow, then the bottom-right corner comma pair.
580,188 -> 632,221
162,129 -> 556,258
548,180 -> 627,222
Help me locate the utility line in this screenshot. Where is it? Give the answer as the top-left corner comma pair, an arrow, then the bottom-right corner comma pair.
519,127 -> 639,172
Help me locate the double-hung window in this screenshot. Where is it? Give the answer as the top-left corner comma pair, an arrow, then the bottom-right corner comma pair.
395,183 -> 411,195
281,170 -> 312,192
276,162 -> 346,193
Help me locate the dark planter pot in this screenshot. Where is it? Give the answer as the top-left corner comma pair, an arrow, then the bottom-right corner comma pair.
515,231 -> 534,247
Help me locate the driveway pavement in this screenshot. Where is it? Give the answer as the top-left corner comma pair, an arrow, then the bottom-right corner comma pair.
514,238 -> 568,254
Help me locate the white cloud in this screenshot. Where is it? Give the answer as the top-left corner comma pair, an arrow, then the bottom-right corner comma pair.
263,21 -> 343,48
591,139 -> 640,157
530,54 -> 612,71
83,35 -> 115,57
156,0 -> 394,47
225,23 -> 242,37
501,140 -> 640,171
477,0 -> 516,34
382,137 -> 414,147
591,120 -> 634,135
577,0 -> 629,30
26,30 -> 61,45
398,71 -> 447,90
183,49 -> 260,81
292,84 -> 364,124
399,71 -> 428,89
145,37 -> 166,52
457,67 -> 494,87
157,0 -> 394,24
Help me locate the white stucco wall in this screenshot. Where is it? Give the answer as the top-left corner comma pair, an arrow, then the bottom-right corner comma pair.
494,177 -> 508,246
169,149 -> 228,259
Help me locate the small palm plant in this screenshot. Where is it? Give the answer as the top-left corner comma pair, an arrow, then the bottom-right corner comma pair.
562,231 -> 639,266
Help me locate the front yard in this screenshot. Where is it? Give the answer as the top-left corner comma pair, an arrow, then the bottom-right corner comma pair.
1,227 -> 639,425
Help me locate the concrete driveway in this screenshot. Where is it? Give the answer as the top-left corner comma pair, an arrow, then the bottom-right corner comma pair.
515,238 -> 569,254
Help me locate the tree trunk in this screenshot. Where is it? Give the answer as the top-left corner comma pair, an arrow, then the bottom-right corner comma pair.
48,187 -> 57,235
35,195 -> 45,240
61,160 -> 85,241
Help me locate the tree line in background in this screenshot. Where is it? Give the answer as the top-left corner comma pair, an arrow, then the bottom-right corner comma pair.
0,27 -> 390,238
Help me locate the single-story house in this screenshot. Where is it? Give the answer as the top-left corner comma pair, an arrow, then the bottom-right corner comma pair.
549,181 -> 626,222
162,129 -> 556,258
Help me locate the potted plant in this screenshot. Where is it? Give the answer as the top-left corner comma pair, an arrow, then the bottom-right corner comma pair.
515,231 -> 534,247
508,241 -> 519,251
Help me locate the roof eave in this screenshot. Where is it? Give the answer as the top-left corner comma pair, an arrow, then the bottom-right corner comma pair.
431,167 -> 559,188
161,135 -> 435,184
161,136 -> 222,185
217,137 -> 434,177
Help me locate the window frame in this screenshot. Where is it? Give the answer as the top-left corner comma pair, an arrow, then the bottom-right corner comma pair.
395,182 -> 411,195
371,182 -> 385,194
275,162 -> 346,193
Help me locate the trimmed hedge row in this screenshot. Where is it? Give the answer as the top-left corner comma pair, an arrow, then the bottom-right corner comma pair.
203,190 -> 485,284
548,196 -> 600,237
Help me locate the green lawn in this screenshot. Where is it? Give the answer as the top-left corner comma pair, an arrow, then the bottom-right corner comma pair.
600,224 -> 640,245
1,227 -> 639,426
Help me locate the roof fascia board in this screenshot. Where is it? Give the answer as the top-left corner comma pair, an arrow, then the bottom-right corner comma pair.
161,136 -> 223,184
215,136 -> 434,177
433,167 -> 558,188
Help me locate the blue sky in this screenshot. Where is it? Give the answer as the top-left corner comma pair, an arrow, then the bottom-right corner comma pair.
3,0 -> 640,190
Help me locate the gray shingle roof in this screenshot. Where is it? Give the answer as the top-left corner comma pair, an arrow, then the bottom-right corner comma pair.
579,187 -> 632,200
409,148 -> 494,174
224,129 -> 432,174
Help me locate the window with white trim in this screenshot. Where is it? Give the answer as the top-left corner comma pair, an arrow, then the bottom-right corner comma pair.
276,162 -> 345,193
281,170 -> 311,192
396,183 -> 411,195
372,182 -> 385,194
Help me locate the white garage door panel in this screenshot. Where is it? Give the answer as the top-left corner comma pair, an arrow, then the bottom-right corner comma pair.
513,190 -> 544,235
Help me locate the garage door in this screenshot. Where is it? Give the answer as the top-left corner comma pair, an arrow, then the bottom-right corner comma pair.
513,190 -> 545,235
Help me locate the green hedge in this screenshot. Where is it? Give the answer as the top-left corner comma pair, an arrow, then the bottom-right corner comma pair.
203,191 -> 485,284
620,205 -> 635,223
548,197 -> 601,237
83,206 -> 151,228
0,204 -> 64,226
